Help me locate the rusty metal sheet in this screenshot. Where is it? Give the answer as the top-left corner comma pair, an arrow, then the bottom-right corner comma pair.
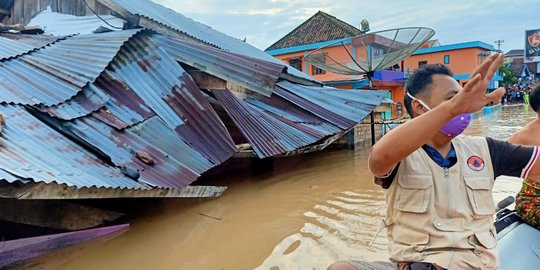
278,81 -> 389,123
152,34 -> 285,97
0,105 -> 146,189
0,180 -> 227,200
0,29 -> 143,106
0,33 -> 66,48
91,71 -> 156,129
244,95 -> 341,138
212,89 -> 319,158
109,34 -> 236,163
57,115 -> 211,189
39,84 -> 110,120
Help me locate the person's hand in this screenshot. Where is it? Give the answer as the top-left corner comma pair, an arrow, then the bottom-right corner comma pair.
448,53 -> 506,115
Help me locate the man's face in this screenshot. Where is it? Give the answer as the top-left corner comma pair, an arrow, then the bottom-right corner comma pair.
414,74 -> 461,116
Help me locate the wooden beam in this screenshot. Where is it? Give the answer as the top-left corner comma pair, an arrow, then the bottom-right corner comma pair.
187,70 -> 227,89
0,224 -> 129,268
95,0 -> 139,24
17,182 -> 227,199
0,8 -> 10,15
0,199 -> 124,231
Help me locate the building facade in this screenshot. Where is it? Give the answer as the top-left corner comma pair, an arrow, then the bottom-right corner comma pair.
402,41 -> 502,88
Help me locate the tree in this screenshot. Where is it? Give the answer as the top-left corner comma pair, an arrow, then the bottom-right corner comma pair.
499,63 -> 518,86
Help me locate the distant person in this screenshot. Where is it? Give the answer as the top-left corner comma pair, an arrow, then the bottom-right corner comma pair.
508,84 -> 540,230
327,54 -> 540,270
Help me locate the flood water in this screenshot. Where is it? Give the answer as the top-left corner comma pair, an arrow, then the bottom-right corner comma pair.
25,104 -> 537,270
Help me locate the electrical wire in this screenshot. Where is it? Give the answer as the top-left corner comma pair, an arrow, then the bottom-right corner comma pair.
82,0 -> 124,30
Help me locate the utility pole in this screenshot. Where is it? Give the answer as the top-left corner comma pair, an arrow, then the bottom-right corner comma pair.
494,40 -> 504,52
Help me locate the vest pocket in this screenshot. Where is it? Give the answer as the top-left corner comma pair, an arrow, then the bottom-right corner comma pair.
395,174 -> 433,213
463,176 -> 495,216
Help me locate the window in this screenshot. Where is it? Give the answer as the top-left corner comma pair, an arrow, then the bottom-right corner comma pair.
478,52 -> 489,65
311,55 -> 326,75
444,55 -> 450,64
288,58 -> 302,72
418,60 -> 427,68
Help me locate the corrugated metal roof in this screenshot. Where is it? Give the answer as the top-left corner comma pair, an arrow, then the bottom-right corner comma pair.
0,105 -> 147,189
106,0 -> 318,84
56,115 -> 209,189
108,34 -> 236,163
274,84 -> 355,129
0,29 -> 143,106
212,89 -> 319,158
244,96 -> 341,138
213,82 -> 387,158
152,34 -> 285,97
0,33 -> 66,48
0,37 -> 38,61
40,84 -> 110,120
277,81 -> 388,124
91,71 -> 156,129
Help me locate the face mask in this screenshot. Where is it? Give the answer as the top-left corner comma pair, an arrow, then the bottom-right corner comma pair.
406,92 -> 471,137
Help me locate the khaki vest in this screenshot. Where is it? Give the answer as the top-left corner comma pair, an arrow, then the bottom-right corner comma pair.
385,136 -> 498,269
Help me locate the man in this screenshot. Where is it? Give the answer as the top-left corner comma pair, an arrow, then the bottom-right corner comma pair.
328,53 -> 540,270
508,84 -> 540,229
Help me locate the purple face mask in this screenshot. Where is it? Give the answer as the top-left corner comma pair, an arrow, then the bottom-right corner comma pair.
407,92 -> 471,137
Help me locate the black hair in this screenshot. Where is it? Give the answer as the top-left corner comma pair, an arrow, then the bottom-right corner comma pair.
404,64 -> 454,117
530,84 -> 540,112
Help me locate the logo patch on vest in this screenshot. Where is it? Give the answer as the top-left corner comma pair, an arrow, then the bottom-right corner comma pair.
467,156 -> 485,171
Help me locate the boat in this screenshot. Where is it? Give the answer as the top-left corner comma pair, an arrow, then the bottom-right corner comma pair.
495,196 -> 540,269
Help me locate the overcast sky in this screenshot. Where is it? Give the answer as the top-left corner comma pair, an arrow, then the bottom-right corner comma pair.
152,0 -> 537,53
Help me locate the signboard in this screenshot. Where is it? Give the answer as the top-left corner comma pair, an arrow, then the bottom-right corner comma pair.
525,29 -> 540,63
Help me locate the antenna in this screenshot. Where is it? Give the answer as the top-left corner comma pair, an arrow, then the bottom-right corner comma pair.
494,40 -> 504,52
305,27 -> 435,87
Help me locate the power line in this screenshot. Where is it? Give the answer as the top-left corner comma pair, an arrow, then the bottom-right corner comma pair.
82,0 -> 124,30
494,40 -> 504,52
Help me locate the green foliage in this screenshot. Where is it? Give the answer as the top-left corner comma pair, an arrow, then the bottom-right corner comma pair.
499,63 -> 518,86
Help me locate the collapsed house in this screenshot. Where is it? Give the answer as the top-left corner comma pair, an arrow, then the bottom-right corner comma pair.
0,0 -> 389,266
0,0 -> 388,200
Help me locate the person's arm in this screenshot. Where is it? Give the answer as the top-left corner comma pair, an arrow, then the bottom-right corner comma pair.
368,53 -> 505,177
508,131 -> 540,182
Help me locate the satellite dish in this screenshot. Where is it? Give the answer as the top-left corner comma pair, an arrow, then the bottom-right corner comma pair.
306,27 -> 435,83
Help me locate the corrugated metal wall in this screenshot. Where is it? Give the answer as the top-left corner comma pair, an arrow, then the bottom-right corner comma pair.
2,0 -> 113,25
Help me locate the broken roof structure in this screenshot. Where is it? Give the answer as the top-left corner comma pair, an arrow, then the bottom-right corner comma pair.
0,0 -> 388,199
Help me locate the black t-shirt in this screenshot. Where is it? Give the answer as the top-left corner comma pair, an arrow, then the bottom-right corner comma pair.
375,137 -> 539,189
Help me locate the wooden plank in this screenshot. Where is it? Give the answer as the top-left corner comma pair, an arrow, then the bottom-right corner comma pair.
0,199 -> 124,230
187,70 -> 227,90
0,180 -> 33,198
96,0 -> 139,24
0,224 -> 129,268
18,182 -> 227,199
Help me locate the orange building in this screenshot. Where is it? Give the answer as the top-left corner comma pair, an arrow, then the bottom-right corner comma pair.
403,41 -> 502,87
266,12 -> 501,118
265,11 -> 406,118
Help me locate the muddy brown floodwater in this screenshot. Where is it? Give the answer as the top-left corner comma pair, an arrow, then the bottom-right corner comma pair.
24,104 -> 536,270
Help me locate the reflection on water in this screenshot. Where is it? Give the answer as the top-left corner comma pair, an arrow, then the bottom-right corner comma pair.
28,104 -> 536,270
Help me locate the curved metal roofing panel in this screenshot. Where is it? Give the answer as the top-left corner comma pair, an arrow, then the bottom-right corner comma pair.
152,34 -> 285,97
60,116 -> 208,189
0,29 -> 143,106
278,81 -> 388,123
0,105 -> 146,189
109,34 -> 236,163
0,37 -> 38,61
40,84 -> 110,120
212,89 -> 319,158
244,97 -> 341,138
